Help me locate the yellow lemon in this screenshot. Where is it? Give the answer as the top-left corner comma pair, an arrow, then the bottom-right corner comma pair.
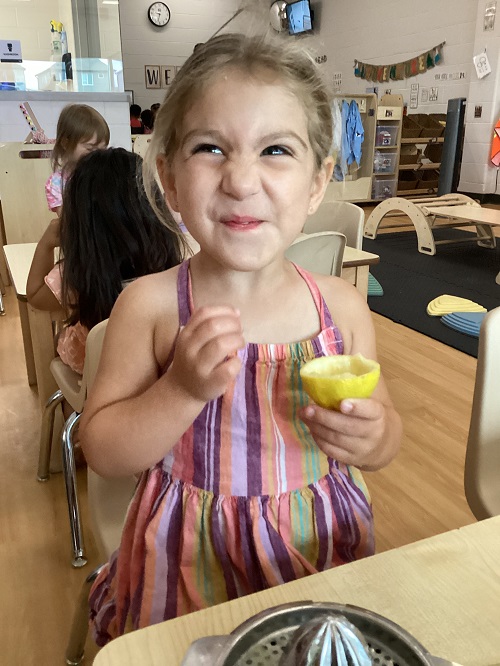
300,353 -> 380,410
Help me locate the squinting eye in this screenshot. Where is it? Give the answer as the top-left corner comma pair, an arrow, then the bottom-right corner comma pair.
193,144 -> 223,155
262,145 -> 292,157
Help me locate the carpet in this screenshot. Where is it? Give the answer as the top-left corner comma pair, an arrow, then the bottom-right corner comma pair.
362,229 -> 500,357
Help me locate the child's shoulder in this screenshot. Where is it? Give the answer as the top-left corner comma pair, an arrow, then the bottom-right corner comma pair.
312,273 -> 374,353
118,264 -> 181,317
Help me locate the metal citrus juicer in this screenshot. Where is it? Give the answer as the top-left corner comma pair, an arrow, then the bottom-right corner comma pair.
181,601 -> 458,666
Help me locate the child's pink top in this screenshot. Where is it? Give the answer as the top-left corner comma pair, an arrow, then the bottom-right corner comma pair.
45,171 -> 63,212
45,264 -> 88,375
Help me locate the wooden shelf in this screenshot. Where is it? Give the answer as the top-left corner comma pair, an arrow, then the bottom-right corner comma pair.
401,136 -> 445,144
396,187 -> 438,196
399,162 -> 441,170
374,172 -> 397,177
375,144 -> 398,150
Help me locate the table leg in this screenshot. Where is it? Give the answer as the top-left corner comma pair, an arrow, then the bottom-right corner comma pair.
17,300 -> 37,385
27,305 -> 58,408
341,265 -> 369,300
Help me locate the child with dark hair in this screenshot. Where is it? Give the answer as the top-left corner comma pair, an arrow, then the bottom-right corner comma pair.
27,147 -> 185,373
130,104 -> 143,134
140,108 -> 154,134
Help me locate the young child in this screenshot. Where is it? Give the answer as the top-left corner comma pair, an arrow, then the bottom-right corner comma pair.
27,148 -> 185,374
46,103 -> 109,216
80,33 -> 402,645
130,104 -> 143,134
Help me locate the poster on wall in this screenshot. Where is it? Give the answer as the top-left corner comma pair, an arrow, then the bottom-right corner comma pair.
0,39 -> 22,63
484,1 -> 497,31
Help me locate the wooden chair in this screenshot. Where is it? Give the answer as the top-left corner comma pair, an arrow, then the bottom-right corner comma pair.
286,231 -> 346,277
65,320 -> 136,665
302,201 -> 364,249
464,306 -> 500,520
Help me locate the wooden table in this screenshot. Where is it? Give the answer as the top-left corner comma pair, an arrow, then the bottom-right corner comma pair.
94,517 -> 500,666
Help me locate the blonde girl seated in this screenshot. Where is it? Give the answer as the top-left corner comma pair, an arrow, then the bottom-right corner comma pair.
45,103 -> 109,216
80,33 -> 402,645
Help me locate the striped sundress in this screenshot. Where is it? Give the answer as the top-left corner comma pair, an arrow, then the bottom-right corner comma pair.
89,260 -> 374,646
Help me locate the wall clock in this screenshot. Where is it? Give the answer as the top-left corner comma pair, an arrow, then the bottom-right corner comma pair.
148,2 -> 171,27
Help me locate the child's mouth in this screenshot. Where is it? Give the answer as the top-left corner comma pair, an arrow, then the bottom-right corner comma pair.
221,215 -> 262,230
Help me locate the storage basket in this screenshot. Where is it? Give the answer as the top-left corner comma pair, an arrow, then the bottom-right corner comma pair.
423,142 -> 443,163
399,147 -> 421,165
411,114 -> 444,137
402,115 -> 421,138
417,169 -> 439,191
397,171 -> 419,191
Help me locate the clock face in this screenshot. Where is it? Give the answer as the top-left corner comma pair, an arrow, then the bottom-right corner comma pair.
148,2 -> 170,27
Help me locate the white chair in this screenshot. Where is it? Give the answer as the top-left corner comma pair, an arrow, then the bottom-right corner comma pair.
302,201 -> 365,249
464,306 -> 500,520
65,319 -> 136,665
131,134 -> 152,159
0,272 -> 5,315
286,231 -> 346,277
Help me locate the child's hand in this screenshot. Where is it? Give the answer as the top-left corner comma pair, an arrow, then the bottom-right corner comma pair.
168,305 -> 245,403
300,398 -> 390,471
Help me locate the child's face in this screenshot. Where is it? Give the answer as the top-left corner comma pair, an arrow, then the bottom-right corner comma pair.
159,68 -> 332,272
71,133 -> 107,165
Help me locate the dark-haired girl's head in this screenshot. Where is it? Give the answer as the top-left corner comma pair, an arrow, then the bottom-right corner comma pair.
60,147 -> 183,329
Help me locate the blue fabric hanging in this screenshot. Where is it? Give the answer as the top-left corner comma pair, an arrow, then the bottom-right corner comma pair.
337,99 -> 364,180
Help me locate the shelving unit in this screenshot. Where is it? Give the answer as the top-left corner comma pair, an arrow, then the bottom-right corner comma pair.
371,94 -> 403,202
397,124 -> 445,197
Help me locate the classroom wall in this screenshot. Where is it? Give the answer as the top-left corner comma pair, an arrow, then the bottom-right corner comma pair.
306,0 -> 500,194
0,0 -> 73,61
118,0 -> 241,112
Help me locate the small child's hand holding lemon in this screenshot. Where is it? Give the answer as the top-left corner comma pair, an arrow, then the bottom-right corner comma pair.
300,353 -> 391,471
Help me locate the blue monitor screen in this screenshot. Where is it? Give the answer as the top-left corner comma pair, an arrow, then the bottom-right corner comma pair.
286,0 -> 313,34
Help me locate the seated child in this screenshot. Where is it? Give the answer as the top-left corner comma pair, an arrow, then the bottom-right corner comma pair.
27,147 -> 185,373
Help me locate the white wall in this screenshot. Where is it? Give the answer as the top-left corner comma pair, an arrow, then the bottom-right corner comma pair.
0,0 -> 61,61
308,0 -> 476,114
118,0 -> 241,112
459,2 -> 500,195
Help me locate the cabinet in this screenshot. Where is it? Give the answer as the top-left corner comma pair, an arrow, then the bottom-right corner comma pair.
396,113 -> 446,197
371,94 -> 403,201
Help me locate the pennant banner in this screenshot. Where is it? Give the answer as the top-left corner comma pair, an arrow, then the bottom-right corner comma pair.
354,42 -> 445,82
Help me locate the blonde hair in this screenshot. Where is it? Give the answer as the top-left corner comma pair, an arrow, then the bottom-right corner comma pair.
51,104 -> 110,173
143,32 -> 333,229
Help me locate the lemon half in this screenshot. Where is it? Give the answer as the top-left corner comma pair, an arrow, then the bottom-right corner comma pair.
300,353 -> 380,410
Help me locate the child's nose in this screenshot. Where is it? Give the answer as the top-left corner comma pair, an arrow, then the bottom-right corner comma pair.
221,158 -> 260,200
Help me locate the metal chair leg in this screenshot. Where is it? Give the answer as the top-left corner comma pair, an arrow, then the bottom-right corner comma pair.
61,411 -> 87,567
65,565 -> 104,666
0,290 -> 4,316
37,389 -> 64,481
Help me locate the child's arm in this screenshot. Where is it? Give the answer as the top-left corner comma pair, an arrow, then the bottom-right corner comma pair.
301,278 -> 402,472
79,273 -> 244,478
26,219 -> 63,312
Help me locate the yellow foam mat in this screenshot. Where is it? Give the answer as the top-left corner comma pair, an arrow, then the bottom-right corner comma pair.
427,295 -> 487,316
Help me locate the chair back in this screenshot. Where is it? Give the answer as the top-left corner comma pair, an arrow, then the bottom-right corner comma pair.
285,232 -> 346,277
302,201 -> 364,249
132,134 -> 152,159
84,319 -> 137,559
464,306 -> 500,520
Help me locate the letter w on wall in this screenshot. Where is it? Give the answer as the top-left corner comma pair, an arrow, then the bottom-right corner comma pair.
145,65 -> 161,89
